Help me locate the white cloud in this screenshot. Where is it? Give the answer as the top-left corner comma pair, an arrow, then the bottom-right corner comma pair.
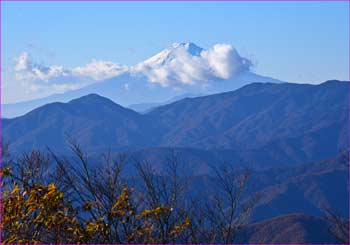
72,59 -> 128,81
202,44 -> 251,79
15,52 -> 69,82
131,42 -> 252,87
32,65 -> 69,81
13,53 -> 128,98
14,54 -> 127,83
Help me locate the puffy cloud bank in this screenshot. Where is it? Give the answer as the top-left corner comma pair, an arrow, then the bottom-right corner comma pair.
14,53 -> 127,82
202,44 -> 251,79
12,42 -> 252,97
15,52 -> 70,81
13,53 -> 128,96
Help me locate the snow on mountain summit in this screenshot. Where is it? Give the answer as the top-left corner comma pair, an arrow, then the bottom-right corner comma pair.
137,42 -> 203,67
132,42 -> 252,86
172,42 -> 204,56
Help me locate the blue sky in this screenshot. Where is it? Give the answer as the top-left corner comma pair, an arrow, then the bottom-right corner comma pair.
2,1 -> 349,102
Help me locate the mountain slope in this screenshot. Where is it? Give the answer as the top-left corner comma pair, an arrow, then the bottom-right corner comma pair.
235,213 -> 339,243
248,153 -> 349,221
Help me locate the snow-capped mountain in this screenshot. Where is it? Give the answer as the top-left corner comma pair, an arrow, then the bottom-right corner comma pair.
131,42 -> 254,86
3,42 -> 283,118
137,42 -> 204,66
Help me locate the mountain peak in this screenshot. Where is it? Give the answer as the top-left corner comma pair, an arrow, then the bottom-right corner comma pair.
135,42 -> 204,68
170,42 -> 203,56
68,93 -> 116,105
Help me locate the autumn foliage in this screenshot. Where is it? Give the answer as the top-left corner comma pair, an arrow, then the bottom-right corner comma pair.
1,145 -> 254,244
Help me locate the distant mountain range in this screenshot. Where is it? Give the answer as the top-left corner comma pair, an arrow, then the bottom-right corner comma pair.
128,93 -> 202,113
3,80 -> 348,169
